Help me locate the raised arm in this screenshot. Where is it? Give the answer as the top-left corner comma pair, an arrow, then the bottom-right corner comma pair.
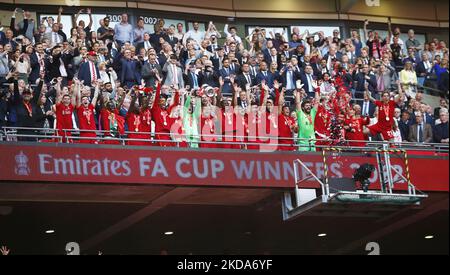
75,79 -> 82,108
55,77 -> 63,104
32,77 -> 45,105
278,88 -> 286,115
224,24 -> 231,37
394,80 -> 404,104
92,81 -> 100,107
363,20 -> 369,43
70,84 -> 77,107
295,88 -> 302,112
128,90 -> 138,114
87,8 -> 93,29
151,81 -> 161,111
57,6 -> 63,24
168,89 -> 180,114
365,85 -> 376,103
232,83 -> 239,108
74,9 -> 83,27
386,18 -> 392,43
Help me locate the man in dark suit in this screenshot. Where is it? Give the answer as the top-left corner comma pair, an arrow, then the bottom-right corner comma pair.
398,111 -> 412,141
120,49 -> 142,88
312,59 -> 328,79
353,64 -> 377,99
255,61 -> 275,88
141,53 -> 162,88
29,43 -> 46,85
299,65 -> 317,98
323,46 -> 343,71
420,103 -> 435,125
415,56 -> 431,83
199,65 -> 219,88
206,35 -> 220,53
78,51 -> 100,86
136,33 -> 154,54
211,47 -> 225,72
166,25 -> 179,49
433,111 -> 449,144
279,42 -> 292,60
45,46 -> 70,85
184,63 -> 201,89
265,47 -> 282,71
237,63 -> 257,90
0,27 -> 6,45
219,58 -> 234,95
358,92 -> 376,117
409,111 -> 433,143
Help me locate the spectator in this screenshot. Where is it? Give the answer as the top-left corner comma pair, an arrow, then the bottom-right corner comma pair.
353,63 -> 377,99
74,8 -> 93,40
434,98 -> 449,119
183,22 -> 205,46
416,52 -> 433,86
399,61 -> 418,98
114,13 -> 133,46
433,109 -> 449,143
141,53 -> 162,88
364,20 -> 388,60
120,49 -> 142,88
162,54 -> 184,88
174,23 -> 185,41
44,23 -> 64,48
408,111 -> 433,143
78,51 -> 100,86
97,16 -> 115,43
133,17 -> 147,45
224,24 -> 242,45
405,29 -> 422,52
398,110 -> 411,141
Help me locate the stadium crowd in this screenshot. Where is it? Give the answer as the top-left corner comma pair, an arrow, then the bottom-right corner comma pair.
0,7 -> 449,151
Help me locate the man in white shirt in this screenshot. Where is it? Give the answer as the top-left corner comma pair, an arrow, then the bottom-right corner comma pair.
183,22 -> 205,46
224,24 -> 242,45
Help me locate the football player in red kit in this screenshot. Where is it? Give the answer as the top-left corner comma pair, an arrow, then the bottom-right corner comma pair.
276,86 -> 298,151
365,82 -> 404,141
151,82 -> 178,147
75,79 -> 100,144
344,106 -> 370,147
54,77 -> 76,142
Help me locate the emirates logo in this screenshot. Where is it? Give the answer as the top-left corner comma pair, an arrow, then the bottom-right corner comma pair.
15,151 -> 30,176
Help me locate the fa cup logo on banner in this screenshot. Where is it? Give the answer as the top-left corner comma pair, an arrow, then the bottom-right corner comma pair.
365,0 -> 380,7
15,151 -> 30,176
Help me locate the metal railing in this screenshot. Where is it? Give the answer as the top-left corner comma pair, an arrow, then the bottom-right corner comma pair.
1,126 -> 448,153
